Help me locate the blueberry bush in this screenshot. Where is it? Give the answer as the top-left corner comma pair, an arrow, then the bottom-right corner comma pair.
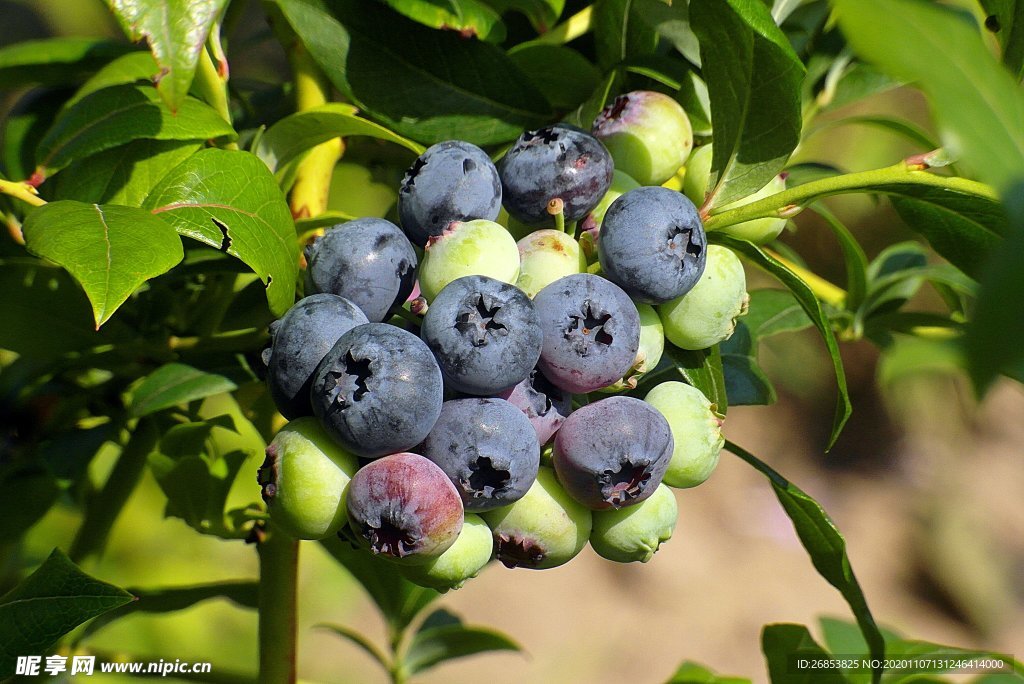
1,0 -> 1023,682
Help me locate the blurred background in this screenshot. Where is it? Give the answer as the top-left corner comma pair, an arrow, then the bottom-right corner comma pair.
2,0 -> 1022,682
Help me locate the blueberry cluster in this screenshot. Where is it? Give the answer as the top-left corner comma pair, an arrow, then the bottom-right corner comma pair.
258,93 -> 753,590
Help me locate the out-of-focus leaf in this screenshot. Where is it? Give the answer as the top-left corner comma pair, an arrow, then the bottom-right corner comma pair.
0,466 -> 59,542
508,44 -> 600,111
761,623 -> 849,684
108,0 -> 229,112
54,139 -> 202,206
714,236 -> 850,447
319,535 -> 439,637
2,89 -> 71,181
148,448 -> 249,538
481,0 -> 563,32
35,84 -> 235,177
0,38 -> 133,90
728,441 -> 885,679
563,69 -> 618,129
22,201 -> 185,328
668,660 -> 752,683
143,148 -> 299,317
273,0 -> 551,145
380,0 -> 505,41
401,612 -> 521,676
130,363 -> 237,417
810,115 -> 939,152
807,206 -> 869,312
255,103 -> 423,174
319,624 -> 390,669
0,549 -> 134,678
63,51 -> 161,109
834,0 -> 1024,195
692,0 -> 804,206
980,0 -> 1024,79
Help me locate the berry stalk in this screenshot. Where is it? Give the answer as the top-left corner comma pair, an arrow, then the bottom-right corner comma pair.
258,525 -> 299,684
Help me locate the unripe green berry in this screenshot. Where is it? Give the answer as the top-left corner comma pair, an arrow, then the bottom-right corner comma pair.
516,229 -> 587,298
257,417 -> 359,540
482,467 -> 592,570
589,484 -> 678,562
658,245 -> 748,350
400,513 -> 493,591
644,381 -> 724,488
592,91 -> 693,186
419,219 -> 520,302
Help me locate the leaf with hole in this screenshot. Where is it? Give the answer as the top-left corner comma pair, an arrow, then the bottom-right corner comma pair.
143,148 -> 299,317
22,200 -> 184,328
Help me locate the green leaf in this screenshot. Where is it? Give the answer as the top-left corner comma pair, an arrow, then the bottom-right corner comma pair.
966,189 -> 1024,393
273,0 -> 552,145
691,0 -> 804,206
727,442 -> 885,680
143,148 -> 299,317
2,89 -> 69,181
55,139 -> 203,206
318,624 -> 391,669
82,581 -> 258,639
807,206 -> 869,312
743,288 -> 814,338
36,84 -> 236,176
130,363 -> 237,417
0,549 -> 134,678
810,115 -> 940,153
662,344 -> 729,413
22,201 -> 185,328
0,260 -> 107,359
64,51 -> 162,109
980,0 -> 1024,79
668,660 -> 752,683
562,69 -> 619,129
592,0 -> 659,71
0,38 -> 133,90
761,623 -> 849,684
402,618 -> 521,676
108,0 -> 228,112
634,0 -> 702,66
255,103 -> 424,174
714,236 -> 851,447
508,45 -> 601,111
380,0 -> 505,41
0,465 -> 59,542
148,448 -> 249,538
481,0 -> 564,32
319,536 -> 439,637
883,639 -> 1024,681
834,0 -> 1024,196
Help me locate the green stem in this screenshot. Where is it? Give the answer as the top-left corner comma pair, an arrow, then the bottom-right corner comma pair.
391,307 -> 422,326
69,418 -> 158,564
0,179 -> 46,207
258,525 -> 299,684
533,5 -> 592,44
704,162 -> 998,231
194,46 -> 238,150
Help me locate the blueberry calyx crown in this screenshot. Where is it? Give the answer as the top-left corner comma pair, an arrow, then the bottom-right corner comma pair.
257,444 -> 280,503
362,519 -> 421,557
464,456 -> 512,498
494,532 -> 546,568
598,459 -> 653,508
564,301 -> 614,354
454,295 -> 508,346
668,224 -> 703,261
323,351 -> 372,412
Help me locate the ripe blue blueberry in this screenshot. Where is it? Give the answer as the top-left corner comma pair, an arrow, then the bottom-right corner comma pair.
304,218 -> 418,322
532,273 -> 640,393
420,275 -> 542,395
496,367 -> 572,446
598,186 -> 707,304
420,398 -> 539,512
345,452 -> 464,562
553,396 -> 674,510
264,294 -> 368,420
398,141 -> 502,247
498,124 -> 614,226
310,323 -> 443,458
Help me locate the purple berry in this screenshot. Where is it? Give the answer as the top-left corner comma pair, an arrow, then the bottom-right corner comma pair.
420,275 -> 542,395
304,218 -> 418,322
598,186 -> 707,304
553,396 -> 674,510
532,273 -> 640,393
496,368 -> 572,445
264,294 -> 369,420
398,141 -> 502,247
420,398 -> 539,512
498,124 -> 614,227
346,452 -> 464,562
310,323 -> 443,458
